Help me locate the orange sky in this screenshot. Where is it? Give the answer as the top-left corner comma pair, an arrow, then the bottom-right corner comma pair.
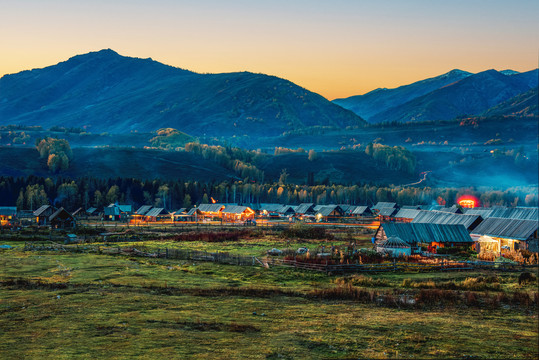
1,0 -> 538,99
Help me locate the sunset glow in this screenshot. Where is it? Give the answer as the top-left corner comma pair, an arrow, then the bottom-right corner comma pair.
1,0 -> 538,99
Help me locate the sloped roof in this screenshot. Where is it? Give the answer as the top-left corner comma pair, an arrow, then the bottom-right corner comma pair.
186,208 -> 201,216
49,207 -> 74,221
173,208 -> 187,215
373,202 -> 397,210
412,211 -> 483,230
197,204 -> 225,213
295,203 -> 315,214
259,204 -> 285,212
465,207 -> 538,220
145,208 -> 169,217
378,207 -> 398,217
380,222 -> 473,244
33,205 -> 52,217
0,207 -> 17,216
471,217 -> 538,241
223,205 -> 253,214
400,205 -> 421,210
313,205 -> 324,211
316,205 -> 343,217
351,206 -> 371,215
136,205 -> 153,215
378,236 -> 411,248
338,204 -> 353,213
86,207 -> 97,214
438,205 -> 463,214
277,205 -> 295,214
394,209 -> 422,220
118,205 -> 132,213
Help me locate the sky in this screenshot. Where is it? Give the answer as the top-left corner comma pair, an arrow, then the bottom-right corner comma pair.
1,0 -> 538,99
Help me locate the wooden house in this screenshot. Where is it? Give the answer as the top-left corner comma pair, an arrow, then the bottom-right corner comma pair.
144,207 -> 171,222
85,207 -> 100,218
49,207 -> 76,229
221,205 -> 255,222
259,204 -> 285,217
375,222 -> 473,251
34,205 -> 56,226
372,202 -> 397,213
350,206 -> 373,217
315,205 -> 344,222
197,204 -> 226,219
471,217 -> 538,252
104,204 -> 132,221
294,203 -> 316,217
0,206 -> 17,226
378,207 -> 399,221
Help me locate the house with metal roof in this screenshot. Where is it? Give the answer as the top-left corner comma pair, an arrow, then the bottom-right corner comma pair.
350,206 -> 373,217
378,207 -> 399,221
393,208 -> 422,222
136,205 -> 153,216
49,207 -> 76,229
197,203 -> 226,219
144,208 -> 171,222
471,217 -> 538,252
411,211 -> 483,231
222,205 -> 255,222
372,202 -> 398,211
34,205 -> 56,225
375,222 -> 473,250
103,204 -> 132,221
315,205 -> 344,221
295,203 -> 316,216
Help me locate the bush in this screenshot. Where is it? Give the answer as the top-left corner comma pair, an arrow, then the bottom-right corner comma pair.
281,223 -> 333,240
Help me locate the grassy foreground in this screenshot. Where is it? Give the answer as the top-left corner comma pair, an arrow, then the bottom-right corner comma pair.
1,249 -> 538,359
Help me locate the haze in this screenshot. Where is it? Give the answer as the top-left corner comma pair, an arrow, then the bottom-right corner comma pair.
1,0 -> 538,99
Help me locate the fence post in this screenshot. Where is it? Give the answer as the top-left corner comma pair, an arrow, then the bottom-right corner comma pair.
441,258 -> 444,271
393,258 -> 396,272
166,248 -> 168,259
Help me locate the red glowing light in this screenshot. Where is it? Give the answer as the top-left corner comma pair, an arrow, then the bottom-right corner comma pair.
457,195 -> 480,208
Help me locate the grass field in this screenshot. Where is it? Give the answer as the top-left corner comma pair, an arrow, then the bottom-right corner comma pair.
1,236 -> 538,360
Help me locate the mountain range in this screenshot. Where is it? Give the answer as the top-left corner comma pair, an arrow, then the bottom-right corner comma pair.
335,68 -> 538,123
0,49 -> 537,137
0,49 -> 364,137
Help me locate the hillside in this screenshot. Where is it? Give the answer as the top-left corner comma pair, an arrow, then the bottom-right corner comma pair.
483,87 -> 538,117
333,69 -> 472,120
368,69 -> 538,123
0,147 -> 239,181
0,49 -> 364,137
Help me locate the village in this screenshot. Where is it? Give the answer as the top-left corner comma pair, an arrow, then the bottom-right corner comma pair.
1,198 -> 538,259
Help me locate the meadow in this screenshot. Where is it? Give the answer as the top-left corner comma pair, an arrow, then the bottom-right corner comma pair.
1,228 -> 538,359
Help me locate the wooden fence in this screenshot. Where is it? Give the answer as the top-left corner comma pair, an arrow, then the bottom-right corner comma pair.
23,242 -> 538,274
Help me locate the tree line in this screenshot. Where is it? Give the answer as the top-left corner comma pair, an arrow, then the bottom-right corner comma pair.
1,175 -> 536,212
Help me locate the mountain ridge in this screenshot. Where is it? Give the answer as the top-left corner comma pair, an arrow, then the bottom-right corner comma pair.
0,49 -> 365,137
